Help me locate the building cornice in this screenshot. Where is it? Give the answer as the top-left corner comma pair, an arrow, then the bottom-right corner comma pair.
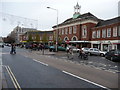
53,19 -> 98,29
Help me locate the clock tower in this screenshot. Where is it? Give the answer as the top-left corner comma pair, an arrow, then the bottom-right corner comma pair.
73,2 -> 81,19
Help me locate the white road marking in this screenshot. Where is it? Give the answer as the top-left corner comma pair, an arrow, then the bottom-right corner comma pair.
33,59 -> 48,66
5,66 -> 21,90
62,70 -> 110,90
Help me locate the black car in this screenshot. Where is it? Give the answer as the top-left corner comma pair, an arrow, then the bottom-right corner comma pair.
105,49 -> 120,61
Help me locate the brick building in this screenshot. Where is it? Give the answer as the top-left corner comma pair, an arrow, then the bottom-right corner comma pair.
91,17 -> 120,51
20,30 -> 53,44
53,3 -> 120,51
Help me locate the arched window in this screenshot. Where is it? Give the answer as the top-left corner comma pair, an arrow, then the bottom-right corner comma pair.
64,36 -> 69,42
71,36 -> 78,41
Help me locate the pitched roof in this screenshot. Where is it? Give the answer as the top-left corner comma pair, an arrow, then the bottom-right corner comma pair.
96,16 -> 120,27
53,12 -> 101,28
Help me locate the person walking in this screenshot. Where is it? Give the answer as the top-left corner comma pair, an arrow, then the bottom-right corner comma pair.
10,43 -> 16,54
78,48 -> 83,59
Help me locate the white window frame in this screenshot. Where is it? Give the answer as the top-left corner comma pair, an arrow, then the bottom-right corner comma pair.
65,28 -> 68,34
73,26 -> 77,34
62,29 -> 64,35
59,29 -> 61,35
40,36 -> 42,40
107,28 -> 111,37
92,31 -> 96,39
118,26 -> 120,36
82,25 -> 87,38
49,36 -> 53,40
69,27 -> 72,34
102,29 -> 106,38
113,27 -> 117,37
97,30 -> 100,38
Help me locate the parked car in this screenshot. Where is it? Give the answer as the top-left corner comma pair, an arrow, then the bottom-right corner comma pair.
58,46 -> 66,51
105,49 -> 120,61
66,46 -> 80,53
88,48 -> 106,56
44,45 -> 50,49
72,47 -> 80,52
49,46 -> 55,52
82,48 -> 90,53
49,46 -> 66,52
0,43 -> 4,48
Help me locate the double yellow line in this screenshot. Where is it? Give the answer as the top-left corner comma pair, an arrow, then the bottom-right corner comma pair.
4,66 -> 21,90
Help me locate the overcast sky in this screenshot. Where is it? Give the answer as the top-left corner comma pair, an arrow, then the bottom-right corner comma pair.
0,0 -> 120,37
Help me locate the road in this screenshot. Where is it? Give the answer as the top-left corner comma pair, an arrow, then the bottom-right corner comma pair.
49,51 -> 120,73
1,46 -> 119,89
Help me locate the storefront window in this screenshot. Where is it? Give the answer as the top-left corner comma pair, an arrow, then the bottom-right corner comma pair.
108,45 -> 112,51
113,45 -> 117,50
103,44 -> 108,51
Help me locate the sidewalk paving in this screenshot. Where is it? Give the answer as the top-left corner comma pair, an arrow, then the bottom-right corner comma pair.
33,49 -> 67,56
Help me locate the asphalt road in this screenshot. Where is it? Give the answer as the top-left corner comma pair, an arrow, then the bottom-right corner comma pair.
2,46 -> 108,89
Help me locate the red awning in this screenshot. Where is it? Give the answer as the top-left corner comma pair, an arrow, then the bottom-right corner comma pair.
113,43 -> 120,44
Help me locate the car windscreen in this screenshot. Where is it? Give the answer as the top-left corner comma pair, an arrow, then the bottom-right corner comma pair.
117,50 -> 120,54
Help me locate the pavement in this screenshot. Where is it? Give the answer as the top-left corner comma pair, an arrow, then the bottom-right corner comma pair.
33,49 -> 66,55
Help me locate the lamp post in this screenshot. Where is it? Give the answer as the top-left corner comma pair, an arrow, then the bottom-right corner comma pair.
47,7 -> 58,52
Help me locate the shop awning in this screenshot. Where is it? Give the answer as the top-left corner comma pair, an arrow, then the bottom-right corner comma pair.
113,43 -> 120,44
21,41 -> 27,42
68,41 -> 90,43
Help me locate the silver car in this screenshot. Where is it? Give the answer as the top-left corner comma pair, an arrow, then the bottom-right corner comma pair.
88,48 -> 106,56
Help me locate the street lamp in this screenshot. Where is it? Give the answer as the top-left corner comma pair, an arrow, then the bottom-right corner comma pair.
47,7 -> 58,52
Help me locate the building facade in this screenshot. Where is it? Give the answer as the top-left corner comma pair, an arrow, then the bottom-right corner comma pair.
91,17 -> 120,51
52,3 -> 120,51
10,26 -> 37,44
20,30 -> 54,45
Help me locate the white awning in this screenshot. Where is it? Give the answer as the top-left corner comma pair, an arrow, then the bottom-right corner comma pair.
69,40 -> 90,43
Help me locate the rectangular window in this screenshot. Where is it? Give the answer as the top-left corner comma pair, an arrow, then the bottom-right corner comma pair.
102,29 -> 106,38
69,27 -> 72,34
113,27 -> 117,37
62,29 -> 64,35
40,37 -> 42,40
107,28 -> 111,37
73,26 -> 77,34
97,30 -> 100,38
65,28 -> 68,34
92,31 -> 96,38
119,26 -> 120,36
59,29 -> 61,35
49,36 -> 53,40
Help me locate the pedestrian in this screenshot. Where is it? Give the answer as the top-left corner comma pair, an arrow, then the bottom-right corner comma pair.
66,46 -> 69,54
78,48 -> 83,59
10,43 -> 16,54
